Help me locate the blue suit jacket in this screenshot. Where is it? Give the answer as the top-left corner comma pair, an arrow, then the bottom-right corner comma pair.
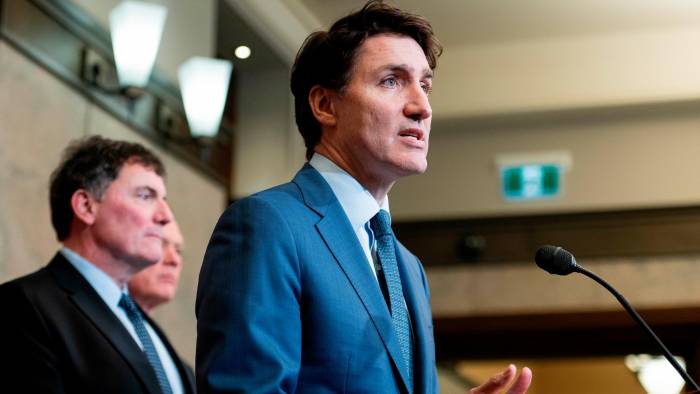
196,164 -> 438,393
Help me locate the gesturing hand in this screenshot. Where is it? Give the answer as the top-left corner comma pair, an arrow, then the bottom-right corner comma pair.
468,364 -> 532,394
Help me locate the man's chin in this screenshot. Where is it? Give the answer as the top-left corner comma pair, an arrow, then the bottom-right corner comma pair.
400,158 -> 428,175
154,290 -> 176,303
131,253 -> 162,270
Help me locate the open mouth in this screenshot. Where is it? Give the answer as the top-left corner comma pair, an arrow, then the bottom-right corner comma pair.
398,128 -> 424,141
398,128 -> 426,148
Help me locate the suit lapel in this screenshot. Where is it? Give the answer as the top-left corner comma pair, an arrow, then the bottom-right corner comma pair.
293,165 -> 412,392
48,254 -> 163,394
396,243 -> 433,394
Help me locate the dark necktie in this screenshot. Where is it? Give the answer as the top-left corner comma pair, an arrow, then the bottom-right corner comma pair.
370,210 -> 413,392
119,293 -> 173,394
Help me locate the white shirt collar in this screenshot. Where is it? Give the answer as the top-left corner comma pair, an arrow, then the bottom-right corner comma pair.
309,153 -> 389,231
60,246 -> 126,310
59,246 -> 185,394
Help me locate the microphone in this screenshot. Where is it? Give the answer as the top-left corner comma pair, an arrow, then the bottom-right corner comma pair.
534,245 -> 579,275
535,245 -> 700,391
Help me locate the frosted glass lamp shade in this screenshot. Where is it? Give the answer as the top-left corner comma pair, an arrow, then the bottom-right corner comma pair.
109,1 -> 167,87
178,57 -> 233,137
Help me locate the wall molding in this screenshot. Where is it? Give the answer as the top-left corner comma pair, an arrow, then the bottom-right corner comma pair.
394,205 -> 700,265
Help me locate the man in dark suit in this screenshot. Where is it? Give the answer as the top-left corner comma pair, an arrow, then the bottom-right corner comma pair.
196,1 -> 530,393
0,136 -> 195,394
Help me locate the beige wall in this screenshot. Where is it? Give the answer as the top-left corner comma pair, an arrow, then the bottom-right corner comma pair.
232,65 -> 306,197
382,25 -> 700,221
431,27 -> 700,118
0,41 -> 227,364
0,43 -> 86,279
391,108 -> 700,220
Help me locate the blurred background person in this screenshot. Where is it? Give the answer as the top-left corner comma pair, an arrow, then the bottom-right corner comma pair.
129,218 -> 195,392
0,136 -> 194,394
130,220 -> 185,315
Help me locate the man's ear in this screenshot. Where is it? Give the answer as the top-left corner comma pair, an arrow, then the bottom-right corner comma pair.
308,85 -> 337,128
71,189 -> 99,225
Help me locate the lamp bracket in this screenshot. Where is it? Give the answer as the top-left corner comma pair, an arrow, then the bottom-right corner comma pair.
80,47 -> 143,101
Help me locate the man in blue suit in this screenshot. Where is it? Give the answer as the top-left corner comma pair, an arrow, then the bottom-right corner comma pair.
196,1 -> 531,393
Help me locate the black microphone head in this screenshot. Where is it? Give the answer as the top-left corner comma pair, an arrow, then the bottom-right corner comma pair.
535,245 -> 578,275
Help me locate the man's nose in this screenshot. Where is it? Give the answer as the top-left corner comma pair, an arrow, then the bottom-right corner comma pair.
154,199 -> 173,226
163,245 -> 181,267
404,83 -> 432,122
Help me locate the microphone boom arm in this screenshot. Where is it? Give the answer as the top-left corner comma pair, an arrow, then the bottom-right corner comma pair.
574,265 -> 700,391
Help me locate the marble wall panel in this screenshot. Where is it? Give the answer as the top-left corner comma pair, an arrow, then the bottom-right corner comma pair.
0,42 -> 86,279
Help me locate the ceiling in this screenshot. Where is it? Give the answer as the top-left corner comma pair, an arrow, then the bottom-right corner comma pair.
296,0 -> 700,47
217,0 -> 288,72
220,0 -> 700,122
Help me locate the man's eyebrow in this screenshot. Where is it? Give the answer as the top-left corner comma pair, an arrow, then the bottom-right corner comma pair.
135,185 -> 156,193
135,185 -> 165,199
379,64 -> 433,79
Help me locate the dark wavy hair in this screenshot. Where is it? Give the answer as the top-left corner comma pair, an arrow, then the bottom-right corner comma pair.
49,135 -> 165,241
290,0 -> 442,160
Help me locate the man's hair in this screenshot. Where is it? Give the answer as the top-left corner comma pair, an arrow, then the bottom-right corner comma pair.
49,135 -> 165,241
290,0 -> 442,160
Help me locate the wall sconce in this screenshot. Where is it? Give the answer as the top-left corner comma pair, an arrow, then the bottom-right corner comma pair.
8,0 -> 232,187
81,1 -> 166,103
110,1 -> 167,88
178,57 -> 233,138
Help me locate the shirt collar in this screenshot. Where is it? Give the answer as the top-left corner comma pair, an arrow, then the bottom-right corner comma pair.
309,153 -> 390,231
60,246 -> 126,309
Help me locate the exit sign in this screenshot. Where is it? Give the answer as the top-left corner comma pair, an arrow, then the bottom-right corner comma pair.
501,164 -> 562,200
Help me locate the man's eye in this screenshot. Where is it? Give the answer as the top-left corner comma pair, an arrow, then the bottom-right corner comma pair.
137,191 -> 153,200
381,77 -> 398,88
421,84 -> 433,94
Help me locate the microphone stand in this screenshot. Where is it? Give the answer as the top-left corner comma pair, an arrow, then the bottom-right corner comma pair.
574,265 -> 700,391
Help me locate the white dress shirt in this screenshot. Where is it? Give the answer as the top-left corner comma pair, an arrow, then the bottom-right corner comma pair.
309,153 -> 390,281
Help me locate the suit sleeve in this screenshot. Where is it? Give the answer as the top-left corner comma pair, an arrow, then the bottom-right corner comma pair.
0,282 -> 66,393
195,196 -> 302,393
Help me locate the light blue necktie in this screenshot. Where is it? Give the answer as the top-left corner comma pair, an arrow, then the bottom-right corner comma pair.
119,293 -> 173,394
370,209 -> 413,392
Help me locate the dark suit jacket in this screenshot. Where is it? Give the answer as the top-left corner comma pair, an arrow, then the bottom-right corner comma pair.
196,164 -> 438,393
0,253 -> 196,394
